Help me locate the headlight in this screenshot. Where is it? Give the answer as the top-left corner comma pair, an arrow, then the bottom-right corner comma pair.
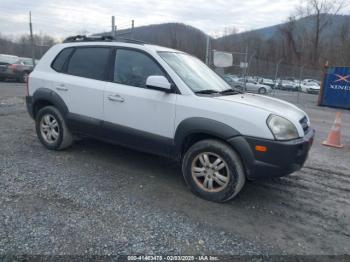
267,115 -> 299,140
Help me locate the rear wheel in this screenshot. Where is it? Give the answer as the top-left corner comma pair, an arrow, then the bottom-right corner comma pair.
182,139 -> 246,202
21,72 -> 29,83
258,87 -> 267,94
35,106 -> 73,150
235,85 -> 244,92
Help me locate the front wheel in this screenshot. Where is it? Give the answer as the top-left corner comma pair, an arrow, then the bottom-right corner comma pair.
35,106 -> 73,150
182,139 -> 246,202
258,87 -> 267,94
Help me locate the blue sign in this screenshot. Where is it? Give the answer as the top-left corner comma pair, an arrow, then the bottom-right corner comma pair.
321,67 -> 350,109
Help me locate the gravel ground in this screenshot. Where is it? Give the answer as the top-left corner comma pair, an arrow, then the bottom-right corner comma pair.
0,82 -> 349,256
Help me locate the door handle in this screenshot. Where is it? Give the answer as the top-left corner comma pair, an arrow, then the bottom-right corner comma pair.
56,84 -> 68,91
107,94 -> 125,102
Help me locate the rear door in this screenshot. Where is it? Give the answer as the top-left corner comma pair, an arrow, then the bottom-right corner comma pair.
103,48 -> 177,156
50,46 -> 112,132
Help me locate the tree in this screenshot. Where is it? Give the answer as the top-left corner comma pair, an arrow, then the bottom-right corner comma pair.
222,26 -> 238,37
278,16 -> 301,63
297,0 -> 346,64
0,33 -> 56,59
337,19 -> 350,64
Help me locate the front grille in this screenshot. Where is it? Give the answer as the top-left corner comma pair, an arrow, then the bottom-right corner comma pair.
299,116 -> 309,134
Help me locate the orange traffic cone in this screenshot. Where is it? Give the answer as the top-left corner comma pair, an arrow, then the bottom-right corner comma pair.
322,112 -> 344,148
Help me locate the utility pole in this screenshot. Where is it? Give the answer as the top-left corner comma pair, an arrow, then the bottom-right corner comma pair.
205,35 -> 210,66
274,59 -> 283,82
111,16 -> 116,38
243,46 -> 248,91
131,20 -> 135,39
273,59 -> 283,96
246,51 -> 256,80
298,65 -> 305,90
29,11 -> 35,66
297,64 -> 305,104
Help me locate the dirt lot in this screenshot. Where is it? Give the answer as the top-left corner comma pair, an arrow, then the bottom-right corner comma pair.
0,82 -> 349,256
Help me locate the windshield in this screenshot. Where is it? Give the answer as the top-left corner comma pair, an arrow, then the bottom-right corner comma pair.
158,51 -> 231,93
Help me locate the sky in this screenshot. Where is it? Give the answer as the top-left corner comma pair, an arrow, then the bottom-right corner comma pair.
0,0 -> 349,39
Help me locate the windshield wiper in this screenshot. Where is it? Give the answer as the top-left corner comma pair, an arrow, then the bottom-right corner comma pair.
195,88 -> 243,95
219,88 -> 242,95
194,89 -> 220,94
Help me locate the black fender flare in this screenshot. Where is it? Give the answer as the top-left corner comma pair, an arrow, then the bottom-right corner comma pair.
174,117 -> 255,177
32,88 -> 69,117
174,117 -> 241,155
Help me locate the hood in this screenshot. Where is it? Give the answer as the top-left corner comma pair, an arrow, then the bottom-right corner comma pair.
214,93 -> 306,121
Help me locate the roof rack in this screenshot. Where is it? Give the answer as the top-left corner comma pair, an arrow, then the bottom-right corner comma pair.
62,35 -> 146,45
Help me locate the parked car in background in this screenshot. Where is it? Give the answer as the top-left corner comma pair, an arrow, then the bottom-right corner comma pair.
227,74 -> 239,79
300,82 -> 320,94
303,79 -> 320,85
278,80 -> 298,91
223,74 -> 239,87
0,54 -> 35,82
234,78 -> 272,94
259,78 -> 276,88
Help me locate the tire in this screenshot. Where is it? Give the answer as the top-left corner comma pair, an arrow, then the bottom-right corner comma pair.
35,106 -> 73,150
21,72 -> 29,83
182,139 -> 246,203
235,85 -> 244,92
258,87 -> 266,94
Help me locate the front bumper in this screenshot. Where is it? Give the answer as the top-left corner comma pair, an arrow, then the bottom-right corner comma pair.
228,129 -> 315,180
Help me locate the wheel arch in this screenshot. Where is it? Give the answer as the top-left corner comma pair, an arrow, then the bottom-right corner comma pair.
32,88 -> 68,118
174,117 -> 241,159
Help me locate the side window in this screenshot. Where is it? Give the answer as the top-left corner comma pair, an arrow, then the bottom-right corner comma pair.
67,47 -> 110,80
51,48 -> 73,72
114,49 -> 165,88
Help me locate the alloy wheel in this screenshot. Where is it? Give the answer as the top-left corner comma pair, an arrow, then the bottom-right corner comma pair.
40,114 -> 60,144
191,152 -> 230,192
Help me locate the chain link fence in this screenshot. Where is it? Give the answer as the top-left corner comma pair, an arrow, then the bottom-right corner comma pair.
214,56 -> 323,107
222,58 -> 322,81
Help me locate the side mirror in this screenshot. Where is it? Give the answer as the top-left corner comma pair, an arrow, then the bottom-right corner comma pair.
146,75 -> 172,92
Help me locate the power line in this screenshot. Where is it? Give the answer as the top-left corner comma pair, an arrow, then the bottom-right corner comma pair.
0,12 -> 111,31
0,6 -> 132,26
29,11 -> 35,66
0,21 -> 109,36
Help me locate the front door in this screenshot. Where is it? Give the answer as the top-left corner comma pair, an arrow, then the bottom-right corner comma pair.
103,48 -> 177,156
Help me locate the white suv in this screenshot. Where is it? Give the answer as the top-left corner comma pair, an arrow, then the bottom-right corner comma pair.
26,36 -> 315,202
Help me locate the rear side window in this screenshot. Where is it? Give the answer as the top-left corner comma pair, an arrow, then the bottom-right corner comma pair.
67,47 -> 110,80
51,48 -> 73,72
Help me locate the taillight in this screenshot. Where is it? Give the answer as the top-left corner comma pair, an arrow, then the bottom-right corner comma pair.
25,76 -> 29,96
9,64 -> 17,70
